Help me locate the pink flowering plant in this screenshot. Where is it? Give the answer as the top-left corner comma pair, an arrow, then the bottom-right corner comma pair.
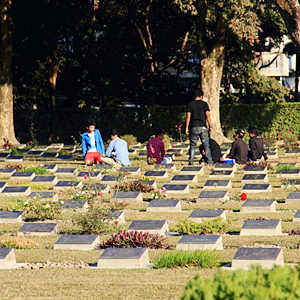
151,187 -> 168,199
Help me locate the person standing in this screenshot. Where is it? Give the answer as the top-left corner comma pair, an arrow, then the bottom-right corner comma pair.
248,127 -> 268,162
81,120 -> 105,165
185,89 -> 213,165
102,129 -> 131,166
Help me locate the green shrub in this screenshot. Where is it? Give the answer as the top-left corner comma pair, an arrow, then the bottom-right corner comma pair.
21,166 -> 48,175
154,250 -> 218,269
74,205 -> 120,234
120,134 -> 138,147
181,266 -> 300,300
23,200 -> 61,221
101,230 -> 168,249
176,219 -> 229,235
115,180 -> 154,193
276,164 -> 298,173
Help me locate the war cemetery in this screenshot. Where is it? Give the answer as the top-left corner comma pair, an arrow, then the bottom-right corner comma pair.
1,1 -> 300,299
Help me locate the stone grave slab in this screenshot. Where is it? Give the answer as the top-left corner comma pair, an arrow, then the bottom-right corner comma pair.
0,182 -> 7,192
162,184 -> 189,194
11,172 -> 35,181
101,175 -> 120,185
94,163 -> 113,171
98,248 -> 150,269
159,164 -> 176,171
27,150 -> 44,156
128,149 -> 137,155
0,168 -> 16,177
1,186 -> 31,196
281,179 -> 300,188
232,247 -> 284,270
54,234 -> 99,250
240,220 -> 282,236
0,248 -> 17,269
50,143 -> 64,149
54,181 -> 82,191
242,174 -> 268,183
6,155 -> 24,162
112,191 -> 143,203
83,183 -> 110,194
32,145 -> 49,151
188,209 -> 226,223
18,223 -> 57,236
57,155 -> 74,161
293,211 -> 300,222
242,183 -> 272,193
241,200 -> 276,213
32,175 -> 57,185
173,144 -> 189,149
77,171 -> 101,179
204,180 -> 232,189
176,234 -> 223,251
285,149 -> 300,156
277,162 -> 297,167
198,190 -> 229,203
41,152 -> 59,158
138,152 -> 147,157
111,210 -> 125,224
266,151 -> 278,159
119,167 -> 141,176
180,166 -> 203,175
42,164 -> 58,173
142,180 -> 157,189
55,168 -> 78,176
128,220 -> 168,235
167,149 -> 183,155
244,166 -> 267,174
29,192 -> 58,201
0,153 -> 9,159
286,192 -> 300,204
209,170 -> 233,178
63,146 -> 76,153
277,169 -> 300,179
146,200 -> 181,212
0,211 -> 23,223
144,171 -> 168,179
214,163 -> 236,171
62,200 -> 88,211
171,175 -> 197,184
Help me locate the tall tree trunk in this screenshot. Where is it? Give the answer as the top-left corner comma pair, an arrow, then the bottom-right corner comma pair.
0,0 -> 19,146
48,60 -> 58,142
200,44 -> 230,144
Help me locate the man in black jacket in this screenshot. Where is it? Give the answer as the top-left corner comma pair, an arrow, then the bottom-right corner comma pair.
227,129 -> 248,164
199,138 -> 223,164
248,127 -> 268,161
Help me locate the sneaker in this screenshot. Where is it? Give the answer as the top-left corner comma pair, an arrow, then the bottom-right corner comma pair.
188,161 -> 193,166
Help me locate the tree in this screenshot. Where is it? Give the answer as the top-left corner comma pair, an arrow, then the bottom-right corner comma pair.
175,0 -> 262,143
275,0 -> 300,49
0,0 -> 19,145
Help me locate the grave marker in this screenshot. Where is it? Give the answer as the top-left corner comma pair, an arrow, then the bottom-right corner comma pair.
29,192 -> 58,201
144,171 -> 168,178
42,164 -> 58,172
286,192 -> 300,204
242,174 -> 268,183
77,171 -> 101,179
277,169 -> 300,179
176,234 -> 223,251
32,175 -> 57,185
198,190 -> 229,202
141,180 -> 157,189
188,209 -> 226,222
54,235 -> 99,250
128,220 -> 169,235
232,247 -> 284,270
1,186 -> 31,196
180,166 -> 203,175
0,182 -> 7,192
18,223 -> 57,236
6,155 -> 23,162
244,166 -> 267,174
98,248 -> 150,269
0,168 -> 16,176
55,168 -> 78,176
0,248 -> 17,269
242,183 -> 272,193
62,200 -> 88,211
112,191 -> 143,203
54,181 -> 82,191
204,180 -> 231,189
101,175 -> 120,185
241,200 -> 276,213
119,167 -> 141,176
214,163 -> 236,171
171,175 -> 197,184
0,211 -> 23,223
293,210 -> 300,222
209,170 -> 233,178
240,220 -> 282,236
162,184 -> 189,194
41,152 -> 59,158
11,172 -> 35,181
146,200 -> 181,212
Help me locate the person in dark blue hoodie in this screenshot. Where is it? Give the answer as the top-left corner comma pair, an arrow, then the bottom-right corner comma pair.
81,120 -> 105,165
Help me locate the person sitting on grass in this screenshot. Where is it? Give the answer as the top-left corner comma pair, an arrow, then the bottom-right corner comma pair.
227,129 -> 248,164
81,120 -> 105,165
102,129 -> 131,166
248,127 -> 268,162
199,138 -> 224,164
146,129 -> 172,165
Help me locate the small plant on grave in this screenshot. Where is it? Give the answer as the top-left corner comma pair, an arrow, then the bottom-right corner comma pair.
151,187 -> 167,200
275,164 -> 299,174
279,129 -> 298,150
114,180 -> 154,193
10,148 -> 24,156
21,166 -> 48,175
5,164 -> 23,171
108,201 -> 128,211
154,250 -> 219,269
175,218 -> 229,235
23,199 -> 62,221
74,204 -> 121,234
247,217 -> 267,221
0,236 -> 40,249
100,230 -> 168,249
4,198 -> 25,211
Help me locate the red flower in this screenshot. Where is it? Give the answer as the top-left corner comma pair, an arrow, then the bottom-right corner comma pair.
175,125 -> 178,129
102,216 -> 105,220
278,132 -> 282,137
88,201 -> 92,205
114,221 -> 118,225
29,140 -> 32,144
84,174 -> 88,179
241,193 -> 247,201
287,129 -> 291,133
98,192 -> 102,196
94,213 -> 99,216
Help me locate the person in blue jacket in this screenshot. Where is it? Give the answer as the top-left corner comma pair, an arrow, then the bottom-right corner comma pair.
81,120 -> 105,165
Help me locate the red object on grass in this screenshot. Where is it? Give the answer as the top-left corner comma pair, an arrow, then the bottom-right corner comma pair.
241,193 -> 247,201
